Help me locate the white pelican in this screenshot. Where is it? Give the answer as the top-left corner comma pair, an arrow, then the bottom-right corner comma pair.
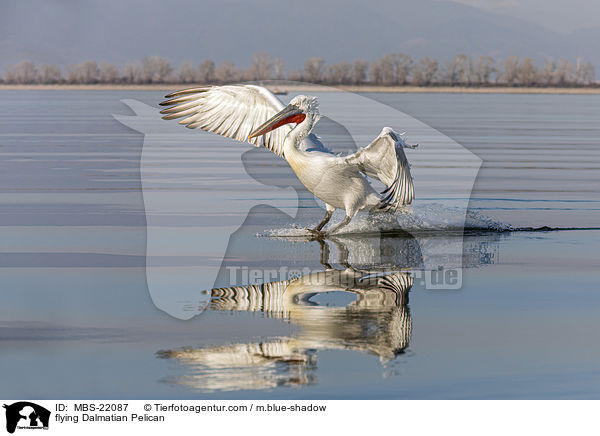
160,85 -> 418,234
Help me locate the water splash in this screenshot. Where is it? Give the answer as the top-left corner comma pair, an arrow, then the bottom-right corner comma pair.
261,203 -> 510,238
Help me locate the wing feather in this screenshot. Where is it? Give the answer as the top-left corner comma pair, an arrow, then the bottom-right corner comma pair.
160,84 -> 291,157
345,128 -> 416,210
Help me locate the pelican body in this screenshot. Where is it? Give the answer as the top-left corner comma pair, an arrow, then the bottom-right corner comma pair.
160,85 -> 418,234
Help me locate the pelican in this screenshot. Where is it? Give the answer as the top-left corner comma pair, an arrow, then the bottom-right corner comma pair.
160,84 -> 418,234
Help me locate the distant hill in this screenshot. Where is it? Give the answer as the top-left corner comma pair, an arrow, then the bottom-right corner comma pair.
1,0 -> 598,68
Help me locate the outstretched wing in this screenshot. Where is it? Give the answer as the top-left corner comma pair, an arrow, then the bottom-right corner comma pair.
160,84 -> 291,157
378,272 -> 413,306
211,280 -> 291,319
346,127 -> 416,210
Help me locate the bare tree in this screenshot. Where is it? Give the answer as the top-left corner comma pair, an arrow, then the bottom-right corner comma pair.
272,57 -> 286,80
411,57 -> 438,86
369,59 -> 384,85
517,57 -> 537,86
351,59 -> 368,85
177,61 -> 197,83
376,55 -> 395,85
539,58 -> 556,85
575,59 -> 595,85
371,56 -> 389,85
37,64 -> 62,84
452,55 -> 471,85
441,58 -> 460,85
66,60 -> 98,84
19,61 -> 37,83
197,60 -> 215,83
123,62 -> 142,84
140,56 -> 172,83
583,62 -> 596,85
98,62 -> 120,83
287,69 -> 303,82
555,58 -> 574,86
2,66 -> 15,83
248,52 -> 272,81
501,56 -> 520,85
471,55 -> 494,85
391,53 -> 413,85
442,55 -> 471,85
575,57 -> 586,85
215,61 -> 238,84
3,61 -> 37,84
303,57 -> 325,83
1,53 -> 595,88
324,61 -> 352,85
372,53 -> 412,85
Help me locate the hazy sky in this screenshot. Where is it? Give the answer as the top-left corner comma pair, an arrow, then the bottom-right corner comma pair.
440,0 -> 600,33
1,0 -> 597,68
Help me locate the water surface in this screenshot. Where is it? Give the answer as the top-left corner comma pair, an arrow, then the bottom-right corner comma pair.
0,90 -> 598,399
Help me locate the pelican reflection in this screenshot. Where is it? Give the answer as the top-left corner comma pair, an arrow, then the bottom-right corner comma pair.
157,238 -> 413,392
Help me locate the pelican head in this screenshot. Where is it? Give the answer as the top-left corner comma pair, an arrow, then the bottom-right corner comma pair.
248,95 -> 319,139
289,95 -> 319,115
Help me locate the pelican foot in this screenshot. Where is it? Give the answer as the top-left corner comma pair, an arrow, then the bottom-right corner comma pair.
306,227 -> 325,237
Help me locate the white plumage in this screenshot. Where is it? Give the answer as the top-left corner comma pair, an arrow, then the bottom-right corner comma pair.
160,84 -> 418,234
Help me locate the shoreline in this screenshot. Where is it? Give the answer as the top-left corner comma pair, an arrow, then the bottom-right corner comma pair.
1,84 -> 599,94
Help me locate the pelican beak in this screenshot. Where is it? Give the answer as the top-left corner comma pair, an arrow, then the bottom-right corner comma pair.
248,105 -> 306,139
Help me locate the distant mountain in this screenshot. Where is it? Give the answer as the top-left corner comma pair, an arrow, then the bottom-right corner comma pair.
1,0 -> 598,68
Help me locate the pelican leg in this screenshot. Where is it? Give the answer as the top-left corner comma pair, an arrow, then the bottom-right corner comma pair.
326,215 -> 352,235
317,239 -> 333,269
309,205 -> 335,234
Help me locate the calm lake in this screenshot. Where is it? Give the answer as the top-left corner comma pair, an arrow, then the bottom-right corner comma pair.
0,90 -> 599,399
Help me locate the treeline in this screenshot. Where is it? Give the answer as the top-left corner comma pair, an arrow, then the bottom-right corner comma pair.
2,52 -> 596,87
